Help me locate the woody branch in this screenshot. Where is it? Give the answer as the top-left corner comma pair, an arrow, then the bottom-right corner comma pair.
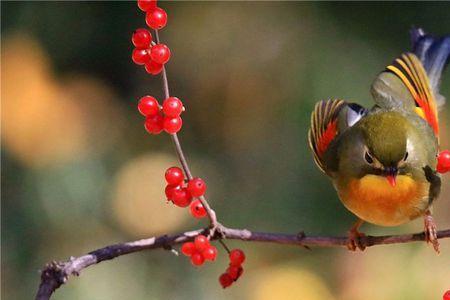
36,226 -> 450,300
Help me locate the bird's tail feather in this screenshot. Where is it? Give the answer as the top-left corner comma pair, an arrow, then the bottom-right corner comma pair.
411,28 -> 450,108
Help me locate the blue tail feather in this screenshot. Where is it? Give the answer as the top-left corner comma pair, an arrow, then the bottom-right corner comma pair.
410,28 -> 450,103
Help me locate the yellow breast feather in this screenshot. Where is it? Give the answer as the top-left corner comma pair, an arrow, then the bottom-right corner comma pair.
339,175 -> 429,226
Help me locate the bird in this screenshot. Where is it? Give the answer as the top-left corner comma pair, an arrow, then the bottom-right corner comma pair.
308,28 -> 450,253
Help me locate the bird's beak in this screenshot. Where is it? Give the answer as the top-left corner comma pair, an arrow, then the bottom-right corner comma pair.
386,174 -> 396,187
385,167 -> 397,187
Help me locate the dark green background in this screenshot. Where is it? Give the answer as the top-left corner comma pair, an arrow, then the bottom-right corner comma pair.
2,2 -> 450,299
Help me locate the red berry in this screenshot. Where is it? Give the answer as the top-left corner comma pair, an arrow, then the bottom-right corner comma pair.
237,266 -> 244,278
144,113 -> 164,134
187,178 -> 206,197
165,184 -> 181,200
443,290 -> 450,300
227,265 -> 243,280
132,48 -> 151,65
219,273 -> 233,288
163,116 -> 182,134
181,242 -> 196,256
162,97 -> 183,117
165,167 -> 184,185
229,249 -> 245,266
190,252 -> 205,266
190,200 -> 207,218
437,150 -> 450,173
226,265 -> 239,279
137,0 -> 157,12
150,44 -> 171,65
171,188 -> 192,207
145,60 -> 164,75
194,235 -> 209,251
146,7 -> 167,30
138,95 -> 159,116
202,245 -> 218,261
132,28 -> 152,49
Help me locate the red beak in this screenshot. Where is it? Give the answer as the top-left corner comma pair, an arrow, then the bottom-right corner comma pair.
386,174 -> 396,187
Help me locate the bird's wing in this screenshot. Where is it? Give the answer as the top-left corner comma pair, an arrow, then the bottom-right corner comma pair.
410,28 -> 450,109
371,53 -> 440,137
308,100 -> 367,173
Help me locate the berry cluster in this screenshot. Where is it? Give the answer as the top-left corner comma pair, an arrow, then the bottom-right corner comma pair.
219,249 -> 245,288
132,0 -> 247,288
181,235 -> 218,266
164,166 -> 207,218
138,95 -> 184,134
437,150 -> 450,174
132,0 -> 170,75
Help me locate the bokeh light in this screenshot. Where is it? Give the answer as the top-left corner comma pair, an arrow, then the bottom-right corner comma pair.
112,153 -> 189,236
246,264 -> 335,300
2,35 -> 88,167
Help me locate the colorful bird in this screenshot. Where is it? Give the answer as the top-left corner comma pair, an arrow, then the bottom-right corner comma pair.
308,28 -> 450,252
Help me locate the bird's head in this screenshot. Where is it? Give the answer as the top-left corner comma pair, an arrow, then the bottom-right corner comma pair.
361,116 -> 409,187
338,112 -> 411,187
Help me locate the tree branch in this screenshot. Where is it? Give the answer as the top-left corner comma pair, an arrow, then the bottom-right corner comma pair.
36,226 -> 450,300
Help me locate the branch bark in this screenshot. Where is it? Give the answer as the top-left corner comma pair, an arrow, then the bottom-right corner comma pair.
36,226 -> 450,300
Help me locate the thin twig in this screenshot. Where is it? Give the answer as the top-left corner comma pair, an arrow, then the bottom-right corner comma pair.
35,226 -> 450,300
219,238 -> 231,253
154,29 -> 219,228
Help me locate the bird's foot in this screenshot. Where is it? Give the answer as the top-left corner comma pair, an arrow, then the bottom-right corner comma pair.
424,212 -> 440,254
346,229 -> 366,251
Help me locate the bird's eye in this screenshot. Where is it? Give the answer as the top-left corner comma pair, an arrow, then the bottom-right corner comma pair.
364,151 -> 374,164
403,152 -> 409,161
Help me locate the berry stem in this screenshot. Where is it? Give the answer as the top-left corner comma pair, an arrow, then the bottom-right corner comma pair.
218,239 -> 231,254
154,29 -> 219,229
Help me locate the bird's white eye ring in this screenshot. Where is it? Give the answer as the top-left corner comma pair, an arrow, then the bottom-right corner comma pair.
364,151 -> 374,164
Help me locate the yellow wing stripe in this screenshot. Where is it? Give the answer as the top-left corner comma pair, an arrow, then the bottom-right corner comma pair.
402,54 -> 431,105
396,57 -> 422,97
386,53 -> 439,137
386,65 -> 419,99
401,55 -> 424,97
409,55 -> 436,112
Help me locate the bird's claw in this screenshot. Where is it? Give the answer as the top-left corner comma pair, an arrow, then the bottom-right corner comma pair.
424,213 -> 440,253
346,229 -> 366,251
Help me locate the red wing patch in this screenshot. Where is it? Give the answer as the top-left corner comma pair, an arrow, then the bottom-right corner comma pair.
308,100 -> 345,173
317,119 -> 338,158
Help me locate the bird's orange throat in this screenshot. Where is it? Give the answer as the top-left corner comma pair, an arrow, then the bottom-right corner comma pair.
338,175 -> 429,226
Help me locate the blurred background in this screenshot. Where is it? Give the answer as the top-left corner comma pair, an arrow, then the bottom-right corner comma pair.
2,2 -> 450,299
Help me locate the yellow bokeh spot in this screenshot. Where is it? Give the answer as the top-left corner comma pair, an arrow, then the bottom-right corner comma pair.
1,35 -> 87,167
247,265 -> 335,300
1,34 -> 123,168
112,153 -> 190,237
